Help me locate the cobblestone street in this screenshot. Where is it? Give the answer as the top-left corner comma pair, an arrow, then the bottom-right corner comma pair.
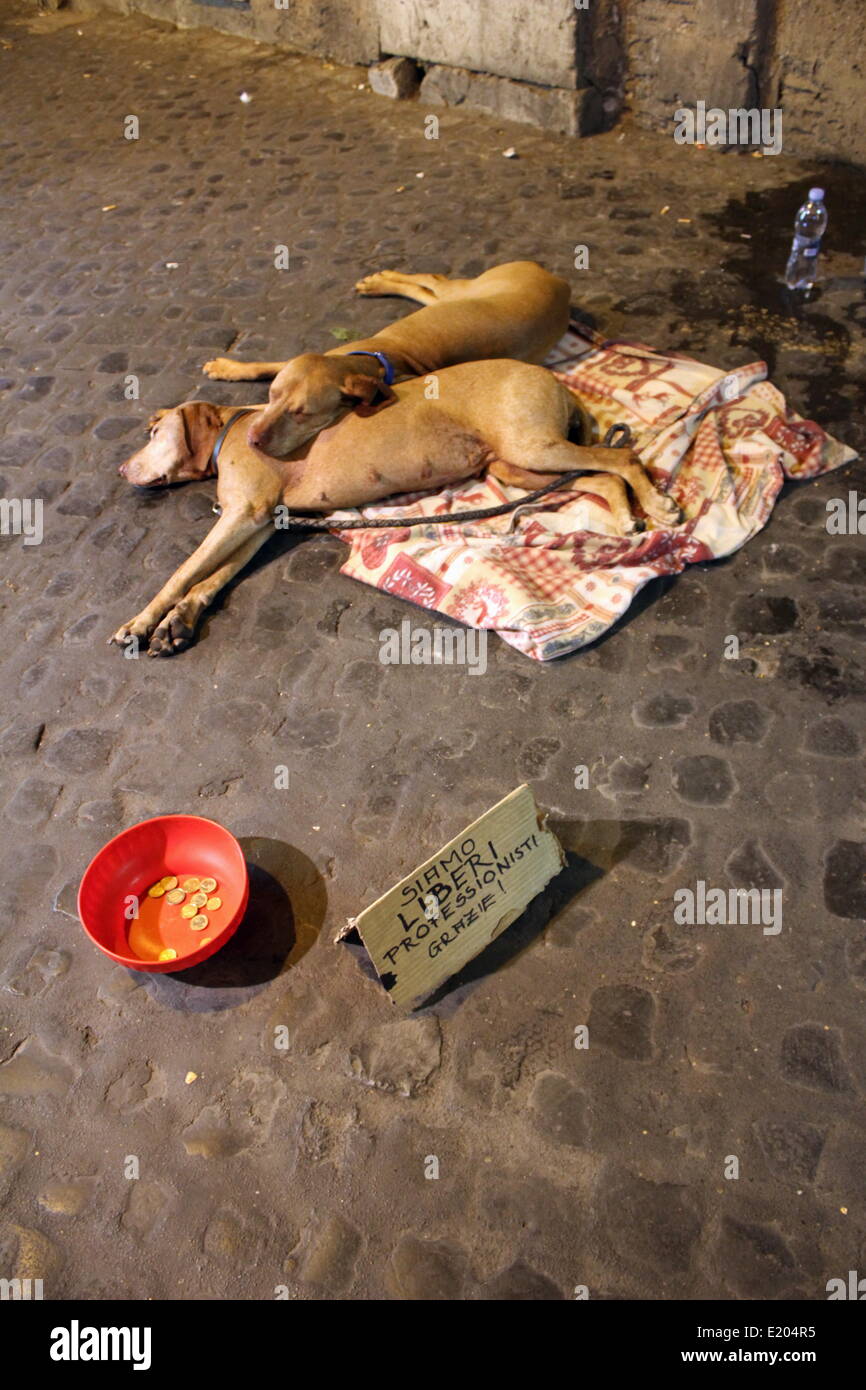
1,3 -> 866,1300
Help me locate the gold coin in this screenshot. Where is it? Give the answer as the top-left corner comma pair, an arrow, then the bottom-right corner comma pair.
206,896 -> 222,912
158,948 -> 177,962
190,892 -> 208,909
181,876 -> 201,893
147,882 -> 165,898
200,877 -> 217,894
190,914 -> 208,931
180,903 -> 197,919
160,875 -> 178,891
166,888 -> 185,905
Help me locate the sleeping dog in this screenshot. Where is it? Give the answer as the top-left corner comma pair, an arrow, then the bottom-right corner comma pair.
201,261 -> 571,456
110,359 -> 681,656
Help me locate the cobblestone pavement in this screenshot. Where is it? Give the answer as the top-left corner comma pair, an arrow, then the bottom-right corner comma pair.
1,4 -> 866,1302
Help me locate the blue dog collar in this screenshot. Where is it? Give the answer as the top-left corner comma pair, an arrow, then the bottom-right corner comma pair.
347,350 -> 395,386
210,407 -> 255,470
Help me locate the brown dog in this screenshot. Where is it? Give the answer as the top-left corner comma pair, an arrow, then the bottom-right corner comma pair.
202,262 -> 570,457
111,360 -> 681,657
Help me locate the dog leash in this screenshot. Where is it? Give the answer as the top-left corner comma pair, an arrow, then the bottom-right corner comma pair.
274,421 -> 635,531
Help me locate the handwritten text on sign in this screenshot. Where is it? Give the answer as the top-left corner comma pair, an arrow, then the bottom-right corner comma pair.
340,785 -> 565,1007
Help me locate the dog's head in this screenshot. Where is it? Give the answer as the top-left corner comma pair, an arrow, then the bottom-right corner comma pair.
118,402 -> 224,487
247,353 -> 381,457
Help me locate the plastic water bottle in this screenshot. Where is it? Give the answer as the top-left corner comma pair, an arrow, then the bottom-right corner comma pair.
784,188 -> 828,290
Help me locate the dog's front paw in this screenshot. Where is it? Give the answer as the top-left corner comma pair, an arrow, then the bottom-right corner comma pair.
108,617 -> 155,652
203,357 -> 242,380
147,605 -> 196,657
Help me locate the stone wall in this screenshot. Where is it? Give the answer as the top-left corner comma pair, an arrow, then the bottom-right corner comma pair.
64,0 -> 866,160
626,0 -> 762,128
378,0 -> 580,90
624,0 -> 865,162
771,0 -> 866,162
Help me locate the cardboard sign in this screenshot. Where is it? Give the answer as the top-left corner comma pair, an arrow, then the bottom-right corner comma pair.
338,785 -> 565,1007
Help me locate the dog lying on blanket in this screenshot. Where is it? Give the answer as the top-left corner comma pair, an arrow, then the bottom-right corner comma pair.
110,360 -> 682,656
202,262 -> 571,456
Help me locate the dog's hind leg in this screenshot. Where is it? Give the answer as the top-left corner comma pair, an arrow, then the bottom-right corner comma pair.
565,473 -> 637,533
487,459 -> 638,534
507,437 -> 682,529
487,459 -> 562,490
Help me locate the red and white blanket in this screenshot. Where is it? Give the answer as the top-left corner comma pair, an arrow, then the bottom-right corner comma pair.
327,327 -> 855,661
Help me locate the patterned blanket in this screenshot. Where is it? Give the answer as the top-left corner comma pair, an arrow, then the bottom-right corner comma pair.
327,326 -> 856,661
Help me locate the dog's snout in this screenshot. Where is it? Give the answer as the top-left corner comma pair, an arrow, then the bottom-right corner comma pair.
118,462 -> 128,478
248,422 -> 268,449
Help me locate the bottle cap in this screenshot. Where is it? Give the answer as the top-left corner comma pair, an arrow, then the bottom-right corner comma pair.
809,187 -> 825,201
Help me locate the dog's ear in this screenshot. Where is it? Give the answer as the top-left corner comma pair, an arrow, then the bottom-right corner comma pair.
339,373 -> 380,404
184,402 -> 224,474
187,401 -> 223,438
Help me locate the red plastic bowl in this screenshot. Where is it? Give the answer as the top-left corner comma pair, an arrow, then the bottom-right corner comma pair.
77,815 -> 249,972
